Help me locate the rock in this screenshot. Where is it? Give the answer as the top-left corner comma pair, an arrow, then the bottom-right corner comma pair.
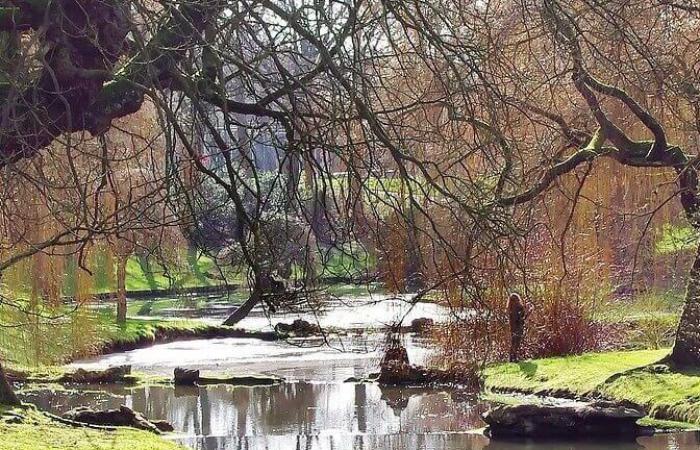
482,401 -> 654,439
63,405 -> 170,434
60,365 -> 132,384
410,318 -> 434,333
174,368 -> 283,386
174,368 -> 200,385
198,374 -> 283,386
274,319 -> 321,337
151,420 -> 175,432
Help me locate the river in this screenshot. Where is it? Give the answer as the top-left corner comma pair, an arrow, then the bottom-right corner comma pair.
17,292 -> 700,449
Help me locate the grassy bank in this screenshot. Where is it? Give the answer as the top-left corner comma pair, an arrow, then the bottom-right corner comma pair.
96,317 -> 276,355
0,406 -> 184,450
1,311 -> 275,369
484,348 -> 700,424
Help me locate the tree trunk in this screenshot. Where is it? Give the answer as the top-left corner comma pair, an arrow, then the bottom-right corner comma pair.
404,204 -> 424,293
0,363 -> 20,406
304,152 -> 332,245
222,286 -> 262,326
116,257 -> 127,324
670,242 -> 700,365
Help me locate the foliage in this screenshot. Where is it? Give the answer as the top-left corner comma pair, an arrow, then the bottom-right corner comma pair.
656,225 -> 699,255
524,285 -> 622,358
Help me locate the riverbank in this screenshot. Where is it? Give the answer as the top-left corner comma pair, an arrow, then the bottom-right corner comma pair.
5,317 -> 277,382
483,348 -> 700,424
4,318 -> 276,449
0,406 -> 185,450
97,318 -> 277,355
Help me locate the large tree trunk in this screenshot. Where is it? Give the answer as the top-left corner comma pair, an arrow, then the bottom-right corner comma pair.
670,163 -> 700,365
116,257 -> 128,324
222,286 -> 263,326
0,363 -> 20,406
670,242 -> 700,365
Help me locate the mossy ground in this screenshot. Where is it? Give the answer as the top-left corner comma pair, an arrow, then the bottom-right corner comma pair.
0,406 -> 185,450
484,348 -> 700,425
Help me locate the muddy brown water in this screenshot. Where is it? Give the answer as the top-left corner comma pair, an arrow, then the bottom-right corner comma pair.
18,294 -> 700,449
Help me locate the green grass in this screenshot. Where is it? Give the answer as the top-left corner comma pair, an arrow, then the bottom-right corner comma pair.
596,291 -> 683,349
0,406 -> 184,450
107,253 -> 231,293
597,291 -> 684,323
484,349 -> 668,396
0,303 -> 232,367
99,317 -> 219,346
483,348 -> 700,424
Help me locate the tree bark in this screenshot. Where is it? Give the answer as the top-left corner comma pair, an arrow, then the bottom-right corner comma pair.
670,241 -> 700,365
0,362 -> 20,406
222,286 -> 262,326
116,257 -> 127,324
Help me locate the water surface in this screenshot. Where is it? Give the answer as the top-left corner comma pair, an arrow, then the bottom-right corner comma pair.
26,293 -> 700,449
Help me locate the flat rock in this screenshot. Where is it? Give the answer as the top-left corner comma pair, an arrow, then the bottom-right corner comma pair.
174,368 -> 283,386
482,401 -> 653,439
377,360 -> 476,387
198,374 -> 283,386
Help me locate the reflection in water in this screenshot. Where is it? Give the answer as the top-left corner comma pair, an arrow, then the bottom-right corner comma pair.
20,383 -> 700,450
23,382 -> 486,450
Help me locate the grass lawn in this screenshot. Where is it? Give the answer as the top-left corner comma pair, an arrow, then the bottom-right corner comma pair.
0,407 -> 184,450
484,348 -> 700,424
96,253 -> 235,293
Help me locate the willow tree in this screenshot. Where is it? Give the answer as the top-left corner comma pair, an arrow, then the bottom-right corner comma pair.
4,1 -> 700,409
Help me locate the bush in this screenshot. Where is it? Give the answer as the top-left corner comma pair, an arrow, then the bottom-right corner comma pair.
429,284 -> 621,376
524,290 -> 621,358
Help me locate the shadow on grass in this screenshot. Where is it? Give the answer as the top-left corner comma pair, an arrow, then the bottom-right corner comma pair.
517,361 -> 538,379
